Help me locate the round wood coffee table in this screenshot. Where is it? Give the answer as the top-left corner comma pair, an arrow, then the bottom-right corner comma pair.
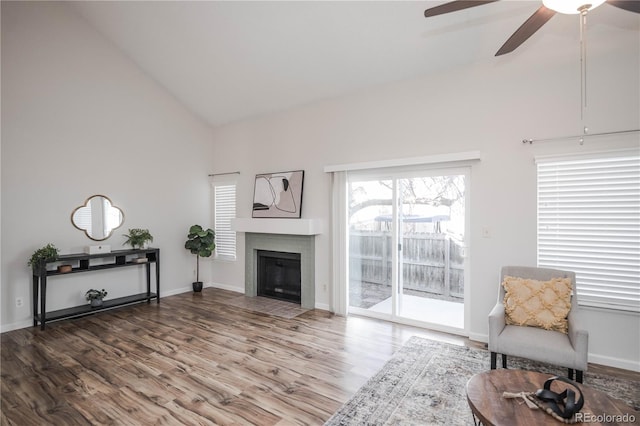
466,369 -> 637,426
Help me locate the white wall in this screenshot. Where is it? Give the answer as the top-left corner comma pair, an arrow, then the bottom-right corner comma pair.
2,1 -> 638,371
1,2 -> 214,330
209,24 -> 640,369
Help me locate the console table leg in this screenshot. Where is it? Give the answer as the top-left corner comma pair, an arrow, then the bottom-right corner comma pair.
32,275 -> 39,327
146,263 -> 151,304
156,252 -> 160,303
40,276 -> 47,330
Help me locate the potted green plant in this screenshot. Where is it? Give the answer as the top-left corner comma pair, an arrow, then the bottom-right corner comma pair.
85,288 -> 108,307
123,228 -> 153,249
184,225 -> 215,292
28,243 -> 60,271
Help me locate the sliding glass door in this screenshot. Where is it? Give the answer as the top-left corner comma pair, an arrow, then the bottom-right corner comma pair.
348,168 -> 468,332
348,177 -> 394,312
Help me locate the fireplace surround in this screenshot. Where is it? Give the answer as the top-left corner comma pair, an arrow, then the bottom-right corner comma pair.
244,232 -> 315,309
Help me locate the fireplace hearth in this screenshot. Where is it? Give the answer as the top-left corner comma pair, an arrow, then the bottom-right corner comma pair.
257,250 -> 301,303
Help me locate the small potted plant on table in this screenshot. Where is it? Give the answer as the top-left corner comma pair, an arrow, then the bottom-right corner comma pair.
85,289 -> 108,307
123,228 -> 153,262
184,225 -> 215,292
28,243 -> 60,272
122,228 -> 153,249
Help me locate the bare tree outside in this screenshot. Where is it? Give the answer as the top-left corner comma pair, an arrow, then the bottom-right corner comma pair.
348,174 -> 466,319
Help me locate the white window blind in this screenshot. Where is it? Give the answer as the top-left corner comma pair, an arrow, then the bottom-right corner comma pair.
213,183 -> 237,260
536,150 -> 640,312
74,207 -> 92,235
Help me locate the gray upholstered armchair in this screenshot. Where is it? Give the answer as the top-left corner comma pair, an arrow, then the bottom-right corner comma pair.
488,266 -> 589,383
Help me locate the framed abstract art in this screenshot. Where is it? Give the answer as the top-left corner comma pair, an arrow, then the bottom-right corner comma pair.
252,170 -> 304,218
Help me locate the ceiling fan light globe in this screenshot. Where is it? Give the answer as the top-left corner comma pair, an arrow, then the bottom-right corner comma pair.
542,0 -> 606,14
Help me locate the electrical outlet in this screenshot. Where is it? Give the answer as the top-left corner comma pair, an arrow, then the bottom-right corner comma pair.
15,297 -> 24,308
482,227 -> 491,238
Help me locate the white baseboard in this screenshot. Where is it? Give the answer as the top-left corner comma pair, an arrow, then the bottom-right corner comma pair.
466,332 -> 639,372
1,319 -> 33,333
208,282 -> 244,293
314,302 -> 330,311
589,353 -> 640,372
468,332 -> 488,344
165,282 -> 244,296
162,285 -> 194,297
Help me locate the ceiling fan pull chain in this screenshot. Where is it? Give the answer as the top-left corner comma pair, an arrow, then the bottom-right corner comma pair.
580,7 -> 588,120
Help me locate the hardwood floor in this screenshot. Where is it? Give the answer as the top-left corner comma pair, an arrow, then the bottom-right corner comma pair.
1,288 -> 637,425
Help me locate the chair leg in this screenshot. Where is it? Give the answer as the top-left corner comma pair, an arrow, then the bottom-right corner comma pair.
576,370 -> 583,383
490,352 -> 497,369
568,368 -> 574,380
502,354 -> 507,369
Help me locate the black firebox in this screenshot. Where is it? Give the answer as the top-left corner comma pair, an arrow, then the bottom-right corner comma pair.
257,250 -> 301,303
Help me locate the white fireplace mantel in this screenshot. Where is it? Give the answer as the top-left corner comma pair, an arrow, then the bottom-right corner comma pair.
231,218 -> 323,235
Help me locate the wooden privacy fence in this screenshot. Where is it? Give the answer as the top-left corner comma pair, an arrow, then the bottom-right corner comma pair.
349,231 -> 464,299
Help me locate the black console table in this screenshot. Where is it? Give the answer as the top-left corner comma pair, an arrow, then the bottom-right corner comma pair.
32,248 -> 160,330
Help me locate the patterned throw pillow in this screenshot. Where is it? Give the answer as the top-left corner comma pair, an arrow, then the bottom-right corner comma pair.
503,276 -> 572,334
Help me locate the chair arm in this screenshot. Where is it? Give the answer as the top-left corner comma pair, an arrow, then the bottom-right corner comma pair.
568,309 -> 589,369
488,303 -> 506,351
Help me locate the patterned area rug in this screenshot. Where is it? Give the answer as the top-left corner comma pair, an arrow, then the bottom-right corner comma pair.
325,336 -> 639,426
223,295 -> 309,319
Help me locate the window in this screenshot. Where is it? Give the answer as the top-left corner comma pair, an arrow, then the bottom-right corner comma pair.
212,181 -> 237,260
536,150 -> 640,312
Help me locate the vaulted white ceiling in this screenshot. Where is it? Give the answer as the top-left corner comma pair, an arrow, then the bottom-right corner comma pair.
72,1 -> 640,127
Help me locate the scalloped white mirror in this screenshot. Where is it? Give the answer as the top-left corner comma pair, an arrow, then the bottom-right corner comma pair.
71,195 -> 124,241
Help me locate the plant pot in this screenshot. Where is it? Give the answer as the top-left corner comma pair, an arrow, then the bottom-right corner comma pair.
192,282 -> 203,292
90,298 -> 103,307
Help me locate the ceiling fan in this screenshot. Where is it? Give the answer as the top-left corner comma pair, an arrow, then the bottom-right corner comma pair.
424,0 -> 640,56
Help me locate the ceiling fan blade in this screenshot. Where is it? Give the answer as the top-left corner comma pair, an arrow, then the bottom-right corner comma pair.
495,5 -> 556,56
424,0 -> 498,18
607,0 -> 640,13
